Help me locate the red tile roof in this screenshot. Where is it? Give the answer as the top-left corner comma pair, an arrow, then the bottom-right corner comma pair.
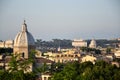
35,57 -> 54,63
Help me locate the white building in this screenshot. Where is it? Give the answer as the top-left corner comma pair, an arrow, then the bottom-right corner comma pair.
0,41 -> 4,48
5,40 -> 14,48
0,40 -> 13,48
41,72 -> 51,80
89,39 -> 96,48
114,49 -> 120,58
72,39 -> 87,47
106,54 -> 114,61
81,55 -> 97,64
44,50 -> 80,63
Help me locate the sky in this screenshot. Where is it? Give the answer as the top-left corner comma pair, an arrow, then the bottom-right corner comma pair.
0,0 -> 120,41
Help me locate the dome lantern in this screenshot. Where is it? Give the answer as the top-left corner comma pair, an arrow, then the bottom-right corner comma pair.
22,20 -> 27,32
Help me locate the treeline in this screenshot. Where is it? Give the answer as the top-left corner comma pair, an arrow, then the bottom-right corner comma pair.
0,48 -> 13,54
35,39 -> 72,48
80,47 -> 101,54
0,52 -> 36,80
94,39 -> 120,48
36,39 -> 120,49
0,55 -> 120,80
0,71 -> 35,80
51,61 -> 120,80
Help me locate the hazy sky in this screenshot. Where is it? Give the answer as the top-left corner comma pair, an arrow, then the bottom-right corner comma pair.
0,0 -> 120,41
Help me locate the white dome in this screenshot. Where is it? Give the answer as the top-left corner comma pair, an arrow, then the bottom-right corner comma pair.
90,39 -> 96,45
14,20 -> 35,47
89,39 -> 96,48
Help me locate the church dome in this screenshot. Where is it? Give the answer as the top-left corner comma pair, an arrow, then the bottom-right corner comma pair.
14,20 -> 35,47
90,39 -> 96,45
89,39 -> 96,48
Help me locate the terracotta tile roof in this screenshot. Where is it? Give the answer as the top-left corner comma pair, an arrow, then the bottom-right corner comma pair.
0,56 -> 54,64
35,57 -> 54,63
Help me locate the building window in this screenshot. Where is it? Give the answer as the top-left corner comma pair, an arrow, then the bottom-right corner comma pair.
71,55 -> 73,57
57,55 -> 59,57
75,55 -> 78,57
22,52 -> 24,58
48,77 -> 51,80
58,60 -> 60,63
65,55 -> 67,57
44,77 -> 47,80
62,59 -> 63,63
54,60 -> 56,62
68,55 -> 71,57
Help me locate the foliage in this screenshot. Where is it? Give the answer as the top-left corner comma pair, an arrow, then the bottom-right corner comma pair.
80,47 -> 101,54
35,63 -> 48,73
35,39 -> 72,49
35,39 -> 120,50
1,49 -> 120,80
8,53 -> 34,73
51,61 -> 120,80
8,54 -> 19,72
50,62 -> 65,74
0,48 -> 13,54
106,47 -> 111,54
113,58 -> 120,63
0,70 -> 36,80
0,50 -> 36,80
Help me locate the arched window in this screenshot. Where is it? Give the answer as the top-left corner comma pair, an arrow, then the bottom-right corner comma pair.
71,55 -> 73,57
65,55 -> 67,57
68,55 -> 71,57
57,55 -> 59,57
22,52 -> 24,58
75,55 -> 78,57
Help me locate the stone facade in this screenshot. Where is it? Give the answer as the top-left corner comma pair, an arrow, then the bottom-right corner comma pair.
13,20 -> 35,59
44,50 -> 80,63
0,40 -> 13,48
72,39 -> 87,47
0,21 -> 54,75
89,39 -> 96,48
81,55 -> 97,64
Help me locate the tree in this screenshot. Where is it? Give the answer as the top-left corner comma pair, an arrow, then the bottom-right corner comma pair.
0,48 -> 13,54
106,47 -> 111,54
50,62 -> 64,73
8,53 -> 34,73
51,61 -> 120,80
36,63 -> 48,73
8,54 -> 20,72
0,51 -> 36,80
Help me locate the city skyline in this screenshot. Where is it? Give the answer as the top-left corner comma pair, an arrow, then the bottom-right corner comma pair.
0,0 -> 120,41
